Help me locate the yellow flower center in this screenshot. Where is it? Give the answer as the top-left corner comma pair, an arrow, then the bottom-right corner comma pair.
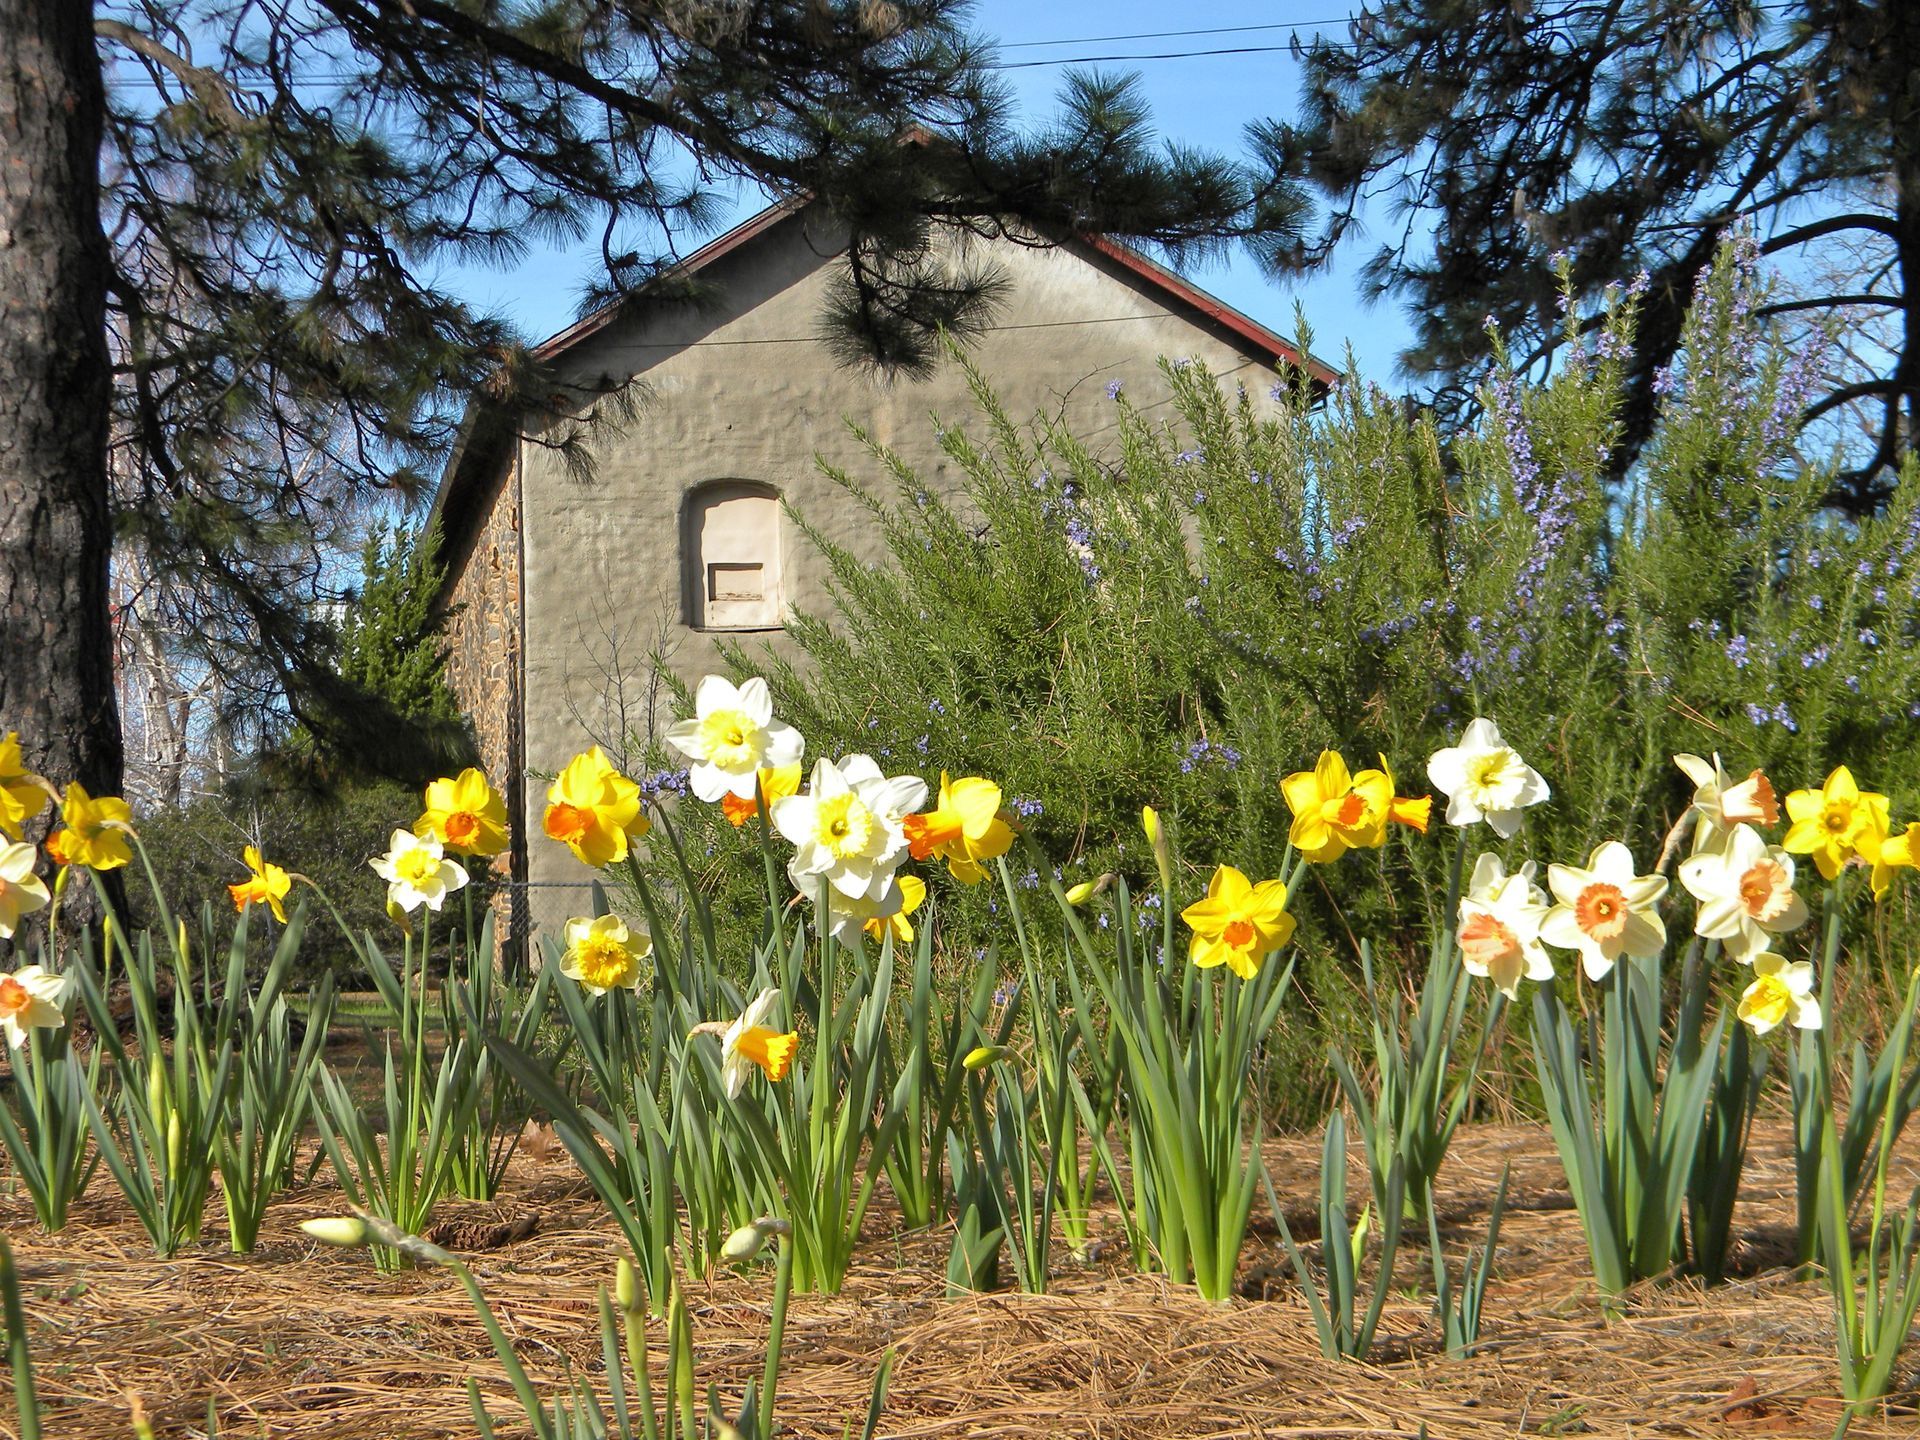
1822,801 -> 1854,835
698,708 -> 758,770
0,976 -> 28,1020
1743,975 -> 1792,1029
395,849 -> 440,885
1738,859 -> 1794,922
572,935 -> 635,990
545,803 -> 592,845
1574,882 -> 1628,942
812,793 -> 874,859
443,811 -> 480,849
1463,750 -> 1520,806
735,1025 -> 799,1082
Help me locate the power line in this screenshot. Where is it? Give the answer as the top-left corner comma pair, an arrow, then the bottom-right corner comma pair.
998,19 -> 1348,48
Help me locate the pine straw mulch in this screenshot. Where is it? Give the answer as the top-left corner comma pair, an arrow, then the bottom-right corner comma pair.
4,1120 -> 1918,1440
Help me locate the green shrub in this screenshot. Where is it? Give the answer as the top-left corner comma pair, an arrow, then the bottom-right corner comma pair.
652,240 -> 1920,1118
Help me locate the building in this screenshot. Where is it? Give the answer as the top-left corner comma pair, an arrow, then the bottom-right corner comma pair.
429,199 -> 1327,949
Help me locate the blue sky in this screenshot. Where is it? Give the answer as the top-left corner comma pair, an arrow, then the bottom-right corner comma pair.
442,1 -> 1414,380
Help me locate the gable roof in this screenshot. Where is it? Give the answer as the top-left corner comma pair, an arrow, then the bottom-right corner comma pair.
428,199 -> 1335,570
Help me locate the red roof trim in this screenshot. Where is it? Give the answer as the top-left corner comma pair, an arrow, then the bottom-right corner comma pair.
529,196 -> 811,361
1074,233 -> 1336,384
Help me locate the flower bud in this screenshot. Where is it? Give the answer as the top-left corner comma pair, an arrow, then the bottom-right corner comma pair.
1064,873 -> 1115,906
720,1215 -> 791,1264
300,1216 -> 371,1248
614,1257 -> 643,1314
1141,805 -> 1161,848
963,1044 -> 1011,1072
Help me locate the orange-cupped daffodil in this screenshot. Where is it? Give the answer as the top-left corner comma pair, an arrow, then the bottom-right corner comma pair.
1282,750 -> 1431,863
228,845 -> 292,924
1180,864 -> 1295,979
903,772 -> 1015,884
416,768 -> 509,858
543,746 -> 650,868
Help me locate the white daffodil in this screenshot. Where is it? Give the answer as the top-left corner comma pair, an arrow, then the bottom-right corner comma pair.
664,675 -> 804,803
1454,852 -> 1554,1000
1677,822 -> 1808,961
772,755 -> 926,902
717,988 -> 799,1099
369,829 -> 468,913
559,914 -> 651,995
1674,752 -> 1780,853
1737,953 -> 1821,1035
0,965 -> 67,1048
787,855 -> 908,946
1426,717 -> 1550,838
1539,840 -> 1668,981
0,841 -> 51,939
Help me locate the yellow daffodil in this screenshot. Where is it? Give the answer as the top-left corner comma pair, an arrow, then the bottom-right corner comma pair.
904,772 -> 1015,884
1736,953 -> 1821,1035
699,988 -> 799,1098
228,845 -> 292,924
1180,864 -> 1295,979
543,746 -> 650,868
57,783 -> 133,871
1782,766 -> 1889,881
559,914 -> 650,995
0,733 -> 48,841
0,842 -> 51,940
415,768 -> 509,857
1281,750 -> 1432,862
1870,821 -> 1920,900
719,763 -> 803,828
863,872 -> 926,946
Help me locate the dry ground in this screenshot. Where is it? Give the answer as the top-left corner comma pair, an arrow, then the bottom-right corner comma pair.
3,1120 -> 1917,1440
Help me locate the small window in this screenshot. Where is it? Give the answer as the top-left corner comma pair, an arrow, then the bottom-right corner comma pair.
686,482 -> 783,629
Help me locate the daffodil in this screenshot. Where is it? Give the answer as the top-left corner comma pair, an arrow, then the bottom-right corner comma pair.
0,733 -> 48,841
706,988 -> 799,1098
1455,853 -> 1553,1000
42,829 -> 74,868
1677,823 -> 1808,959
773,755 -> 925,902
1782,765 -> 1889,882
1737,953 -> 1821,1035
1180,865 -> 1295,979
369,829 -> 468,913
719,763 -> 803,827
0,965 -> 66,1048
415,768 -> 509,857
1426,718 -> 1549,838
0,843 -> 50,940
904,773 -> 1015,883
57,782 -> 133,870
1281,750 -> 1432,862
863,872 -> 926,946
543,746 -> 650,868
227,845 -> 292,924
664,675 -> 804,802
559,914 -> 650,995
1673,753 -> 1779,852
1870,821 -> 1920,900
1539,841 -> 1667,981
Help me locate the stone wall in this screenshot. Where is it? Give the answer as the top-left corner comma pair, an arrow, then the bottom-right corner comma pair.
439,454 -> 529,960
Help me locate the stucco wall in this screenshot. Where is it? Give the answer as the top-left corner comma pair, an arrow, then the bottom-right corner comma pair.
511,211 -> 1288,922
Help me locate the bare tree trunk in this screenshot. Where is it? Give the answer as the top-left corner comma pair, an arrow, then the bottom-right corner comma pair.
0,0 -> 121,828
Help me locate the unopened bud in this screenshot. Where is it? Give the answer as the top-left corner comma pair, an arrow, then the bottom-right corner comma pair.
1064,873 -> 1115,906
1141,805 -> 1161,848
963,1044 -> 1011,1072
300,1217 -> 371,1248
614,1257 -> 643,1314
720,1216 -> 791,1264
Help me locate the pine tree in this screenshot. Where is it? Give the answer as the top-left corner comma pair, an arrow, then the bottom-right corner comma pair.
1,1 -> 1310,802
1258,0 -> 1920,510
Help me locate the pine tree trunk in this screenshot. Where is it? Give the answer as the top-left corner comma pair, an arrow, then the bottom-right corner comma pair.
0,1 -> 121,823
